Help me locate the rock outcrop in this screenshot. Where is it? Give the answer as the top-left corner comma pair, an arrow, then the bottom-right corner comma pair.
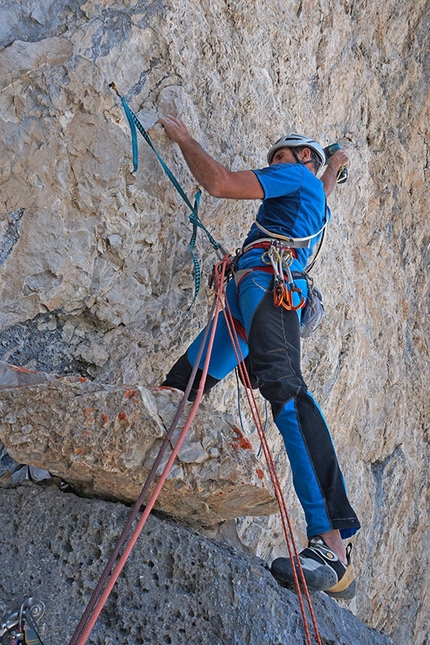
0,1 -> 428,644
0,370 -> 277,525
0,484 -> 394,645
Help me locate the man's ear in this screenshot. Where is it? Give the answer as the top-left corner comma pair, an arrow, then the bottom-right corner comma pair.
300,147 -> 312,162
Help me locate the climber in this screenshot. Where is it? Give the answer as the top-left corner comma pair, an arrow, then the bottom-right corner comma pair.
157,115 -> 361,600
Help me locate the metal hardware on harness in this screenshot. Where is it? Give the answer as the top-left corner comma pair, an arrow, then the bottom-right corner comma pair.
0,599 -> 45,645
263,242 -> 306,311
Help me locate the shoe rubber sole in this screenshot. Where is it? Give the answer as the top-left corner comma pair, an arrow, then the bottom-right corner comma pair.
270,557 -> 356,600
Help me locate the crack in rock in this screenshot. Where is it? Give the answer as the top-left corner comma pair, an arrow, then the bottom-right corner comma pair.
0,208 -> 25,268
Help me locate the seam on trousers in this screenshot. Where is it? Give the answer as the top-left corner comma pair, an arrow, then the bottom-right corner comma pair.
294,396 -> 333,531
242,274 -> 272,336
280,301 -> 305,395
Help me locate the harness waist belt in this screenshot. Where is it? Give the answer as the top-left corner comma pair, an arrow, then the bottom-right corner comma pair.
234,266 -> 306,287
242,238 -> 300,254
253,222 -> 313,247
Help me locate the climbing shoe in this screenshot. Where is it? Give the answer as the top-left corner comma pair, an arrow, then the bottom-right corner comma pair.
270,536 -> 356,600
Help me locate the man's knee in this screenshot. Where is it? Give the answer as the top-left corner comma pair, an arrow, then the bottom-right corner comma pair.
162,351 -> 219,401
257,372 -> 305,419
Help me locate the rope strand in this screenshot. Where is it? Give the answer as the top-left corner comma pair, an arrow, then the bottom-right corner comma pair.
220,290 -> 323,645
68,262 -> 228,645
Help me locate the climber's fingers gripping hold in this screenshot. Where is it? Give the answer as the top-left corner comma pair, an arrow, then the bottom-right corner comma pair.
156,115 -> 191,145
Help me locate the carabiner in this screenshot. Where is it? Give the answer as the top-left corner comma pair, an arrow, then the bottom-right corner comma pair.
273,282 -> 306,311
286,284 -> 306,311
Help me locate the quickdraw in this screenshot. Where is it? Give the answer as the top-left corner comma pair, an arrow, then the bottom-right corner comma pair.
0,598 -> 45,645
109,82 -> 227,307
262,242 -> 306,311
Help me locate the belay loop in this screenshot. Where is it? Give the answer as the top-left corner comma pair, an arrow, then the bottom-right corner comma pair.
109,82 -> 227,305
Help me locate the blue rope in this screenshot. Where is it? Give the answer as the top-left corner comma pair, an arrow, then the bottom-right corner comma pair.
115,88 -> 226,304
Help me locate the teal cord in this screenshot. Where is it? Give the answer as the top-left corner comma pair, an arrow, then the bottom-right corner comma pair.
113,85 -> 226,304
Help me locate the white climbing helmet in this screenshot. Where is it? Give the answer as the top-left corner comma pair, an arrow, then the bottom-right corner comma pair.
267,133 -> 326,167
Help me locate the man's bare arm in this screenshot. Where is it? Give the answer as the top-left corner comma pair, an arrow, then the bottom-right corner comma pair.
156,115 -> 264,200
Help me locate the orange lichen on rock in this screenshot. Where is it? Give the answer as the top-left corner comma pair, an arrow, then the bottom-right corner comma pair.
118,411 -> 127,421
230,426 -> 253,450
123,388 -> 140,404
83,408 -> 95,421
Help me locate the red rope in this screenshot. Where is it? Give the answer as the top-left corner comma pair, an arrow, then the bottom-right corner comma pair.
69,259 -> 229,645
219,275 -> 323,645
68,255 -> 322,645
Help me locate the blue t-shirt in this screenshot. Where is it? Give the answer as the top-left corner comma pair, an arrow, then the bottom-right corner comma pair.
242,163 -> 329,268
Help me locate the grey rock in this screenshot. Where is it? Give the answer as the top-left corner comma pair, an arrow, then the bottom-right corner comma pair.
0,484 -> 394,645
0,209 -> 25,267
0,441 -> 51,485
0,361 -> 51,387
0,378 -> 278,525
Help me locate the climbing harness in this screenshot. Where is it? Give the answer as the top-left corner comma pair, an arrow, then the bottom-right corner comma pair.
0,598 -> 45,645
234,237 -> 318,318
253,218 -> 328,247
233,195 -> 331,335
233,239 -> 325,336
109,82 -> 227,306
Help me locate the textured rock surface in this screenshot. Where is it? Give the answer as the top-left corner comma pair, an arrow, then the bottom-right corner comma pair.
0,376 -> 277,524
0,1 -> 429,644
0,484 -> 394,645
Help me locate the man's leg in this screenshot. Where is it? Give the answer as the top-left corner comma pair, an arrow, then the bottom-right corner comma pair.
240,275 -> 360,539
162,279 -> 248,400
238,271 -> 359,597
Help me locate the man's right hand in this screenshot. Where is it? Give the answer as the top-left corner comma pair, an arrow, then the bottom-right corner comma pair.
153,115 -> 263,200
320,149 -> 350,196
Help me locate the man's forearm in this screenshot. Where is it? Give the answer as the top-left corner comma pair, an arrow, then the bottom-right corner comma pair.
157,115 -> 263,199
320,165 -> 338,197
175,136 -> 231,197
320,149 -> 349,197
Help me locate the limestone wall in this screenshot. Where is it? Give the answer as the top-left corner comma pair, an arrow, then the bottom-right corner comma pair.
0,1 -> 428,644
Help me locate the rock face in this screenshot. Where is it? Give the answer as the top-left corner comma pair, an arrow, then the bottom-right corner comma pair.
0,484 -> 394,645
0,1 -> 429,645
0,372 -> 278,525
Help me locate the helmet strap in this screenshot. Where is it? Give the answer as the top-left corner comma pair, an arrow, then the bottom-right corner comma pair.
291,148 -> 318,175
291,149 -> 303,164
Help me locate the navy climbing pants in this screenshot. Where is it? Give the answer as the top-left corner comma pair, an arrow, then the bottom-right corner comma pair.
163,266 -> 360,540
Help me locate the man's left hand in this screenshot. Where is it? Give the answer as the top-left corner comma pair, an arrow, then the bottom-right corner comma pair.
156,115 -> 191,145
